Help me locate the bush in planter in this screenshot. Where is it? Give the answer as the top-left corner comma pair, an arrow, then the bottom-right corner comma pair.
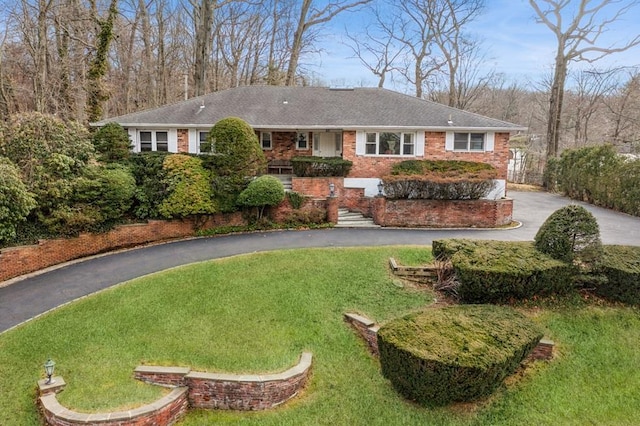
378,305 -> 543,407
594,245 -> 640,305
291,156 -> 352,177
432,239 -> 575,303
383,160 -> 498,200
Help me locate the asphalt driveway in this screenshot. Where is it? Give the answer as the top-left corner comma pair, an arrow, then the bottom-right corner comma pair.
1,190 -> 639,333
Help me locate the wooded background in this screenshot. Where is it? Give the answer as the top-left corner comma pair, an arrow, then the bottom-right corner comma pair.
1,0 -> 639,179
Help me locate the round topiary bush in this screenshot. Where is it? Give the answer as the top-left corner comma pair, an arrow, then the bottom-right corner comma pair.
237,175 -> 285,220
534,204 -> 602,266
378,305 -> 543,406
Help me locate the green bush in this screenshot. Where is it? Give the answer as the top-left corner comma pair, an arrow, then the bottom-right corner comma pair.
286,191 -> 306,209
432,239 -> 575,303
207,117 -> 266,178
237,175 -> 285,220
127,152 -> 170,219
0,157 -> 36,243
383,160 -> 498,200
553,144 -> 640,217
291,156 -> 353,177
534,205 -> 602,266
378,305 -> 543,406
282,208 -> 327,226
92,122 -> 132,162
595,245 -> 640,305
159,154 -> 216,219
391,159 -> 497,176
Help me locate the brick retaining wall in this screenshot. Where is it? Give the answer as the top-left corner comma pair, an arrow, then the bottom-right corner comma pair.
38,353 -> 312,426
0,213 -> 244,284
374,198 -> 513,228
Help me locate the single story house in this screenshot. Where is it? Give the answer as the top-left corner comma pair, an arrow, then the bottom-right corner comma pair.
95,86 -> 526,199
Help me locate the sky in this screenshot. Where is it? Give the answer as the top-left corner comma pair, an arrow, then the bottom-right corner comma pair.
310,0 -> 640,91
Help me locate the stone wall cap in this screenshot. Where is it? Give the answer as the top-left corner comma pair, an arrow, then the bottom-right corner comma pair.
135,365 -> 191,375
344,313 -> 375,327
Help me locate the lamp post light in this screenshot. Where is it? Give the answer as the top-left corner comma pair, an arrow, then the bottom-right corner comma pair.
44,358 -> 55,385
377,181 -> 384,196
329,182 -> 335,198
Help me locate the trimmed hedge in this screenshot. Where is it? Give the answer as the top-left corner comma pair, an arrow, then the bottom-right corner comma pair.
378,305 -> 543,406
551,144 -> 640,217
534,204 -> 602,266
291,156 -> 352,177
432,239 -> 574,303
383,160 -> 498,200
595,245 -> 640,305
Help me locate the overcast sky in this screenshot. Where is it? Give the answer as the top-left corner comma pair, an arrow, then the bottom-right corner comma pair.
310,0 -> 640,91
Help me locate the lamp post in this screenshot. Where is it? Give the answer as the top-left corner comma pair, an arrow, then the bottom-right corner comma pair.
329,182 -> 335,198
44,358 -> 55,385
377,181 -> 384,196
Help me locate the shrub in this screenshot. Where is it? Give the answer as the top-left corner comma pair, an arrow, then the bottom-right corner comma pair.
553,144 -> 640,217
286,191 -> 306,209
391,159 -> 497,176
237,175 -> 285,220
432,239 -> 575,303
158,154 -> 216,219
378,305 -> 543,406
383,160 -> 498,200
282,208 -> 327,226
594,245 -> 640,305
92,122 -> 132,162
534,205 -> 602,266
291,156 -> 352,177
127,152 -> 170,219
0,157 -> 36,243
206,117 -> 266,178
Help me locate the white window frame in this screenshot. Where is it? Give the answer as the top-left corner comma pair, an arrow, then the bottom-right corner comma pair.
363,131 -> 417,156
445,131 -> 495,152
296,132 -> 308,150
261,131 -> 272,150
197,130 -> 212,153
139,130 -> 169,152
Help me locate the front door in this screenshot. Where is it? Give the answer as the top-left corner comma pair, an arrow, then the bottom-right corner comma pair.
314,132 -> 342,157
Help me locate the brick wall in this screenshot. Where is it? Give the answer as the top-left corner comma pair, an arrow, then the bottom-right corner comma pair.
38,354 -> 312,426
135,353 -> 313,411
39,386 -> 189,426
264,131 -> 313,162
0,213 -> 245,283
342,131 -> 511,180
374,198 -> 513,228
177,129 -> 189,153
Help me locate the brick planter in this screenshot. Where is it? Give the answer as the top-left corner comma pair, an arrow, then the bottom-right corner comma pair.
38,353 -> 313,426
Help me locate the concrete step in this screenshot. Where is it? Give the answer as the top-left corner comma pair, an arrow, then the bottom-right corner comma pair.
336,209 -> 380,228
271,174 -> 293,191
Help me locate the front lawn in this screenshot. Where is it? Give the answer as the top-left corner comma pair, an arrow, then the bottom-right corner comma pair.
0,247 -> 638,425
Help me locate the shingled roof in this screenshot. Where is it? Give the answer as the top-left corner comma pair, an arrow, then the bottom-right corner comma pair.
95,86 -> 525,132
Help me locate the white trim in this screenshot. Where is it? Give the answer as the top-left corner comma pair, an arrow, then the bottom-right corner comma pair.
355,131 -> 366,155
486,132 -> 495,152
415,132 -> 425,157
445,132 -> 454,151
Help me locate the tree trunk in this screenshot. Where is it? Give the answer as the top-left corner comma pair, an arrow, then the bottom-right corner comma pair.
546,55 -> 567,158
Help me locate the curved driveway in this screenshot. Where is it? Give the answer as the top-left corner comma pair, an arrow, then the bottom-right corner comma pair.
1,191 -> 639,333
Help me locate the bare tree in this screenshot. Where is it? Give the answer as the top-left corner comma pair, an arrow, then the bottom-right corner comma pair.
425,0 -> 485,107
285,0 -> 371,86
344,6 -> 404,88
529,0 -> 640,158
605,70 -> 640,151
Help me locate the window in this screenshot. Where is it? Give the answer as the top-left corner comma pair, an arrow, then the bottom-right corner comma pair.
139,130 -> 169,152
454,132 -> 485,151
261,132 -> 272,150
198,131 -> 211,153
365,132 -> 416,156
296,132 -> 308,150
156,131 -> 168,152
140,131 -> 152,152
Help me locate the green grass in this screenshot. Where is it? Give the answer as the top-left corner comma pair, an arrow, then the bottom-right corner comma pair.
0,247 -> 639,425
